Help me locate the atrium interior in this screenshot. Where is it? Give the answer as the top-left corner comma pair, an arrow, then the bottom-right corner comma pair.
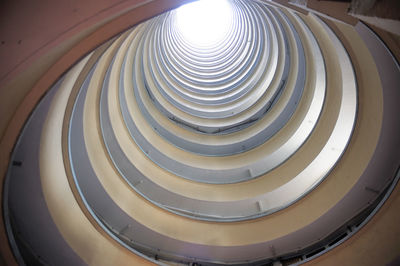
0,0 -> 399,265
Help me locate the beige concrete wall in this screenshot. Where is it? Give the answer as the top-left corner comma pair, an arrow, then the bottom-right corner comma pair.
1,0 -> 399,265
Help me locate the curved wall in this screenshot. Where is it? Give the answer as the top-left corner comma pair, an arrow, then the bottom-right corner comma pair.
1,0 -> 399,265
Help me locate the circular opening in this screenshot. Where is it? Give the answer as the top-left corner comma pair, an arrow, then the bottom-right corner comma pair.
174,0 -> 233,47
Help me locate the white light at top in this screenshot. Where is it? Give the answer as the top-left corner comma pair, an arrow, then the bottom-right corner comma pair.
174,0 -> 233,47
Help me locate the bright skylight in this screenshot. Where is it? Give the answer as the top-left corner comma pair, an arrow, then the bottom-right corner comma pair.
174,0 -> 233,47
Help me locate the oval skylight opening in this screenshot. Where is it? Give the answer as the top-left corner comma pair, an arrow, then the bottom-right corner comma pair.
174,0 -> 233,47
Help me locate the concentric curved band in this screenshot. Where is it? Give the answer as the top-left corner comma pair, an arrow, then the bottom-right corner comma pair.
5,0 -> 400,265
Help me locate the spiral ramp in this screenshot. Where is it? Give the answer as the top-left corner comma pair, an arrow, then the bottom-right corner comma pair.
3,0 -> 400,265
